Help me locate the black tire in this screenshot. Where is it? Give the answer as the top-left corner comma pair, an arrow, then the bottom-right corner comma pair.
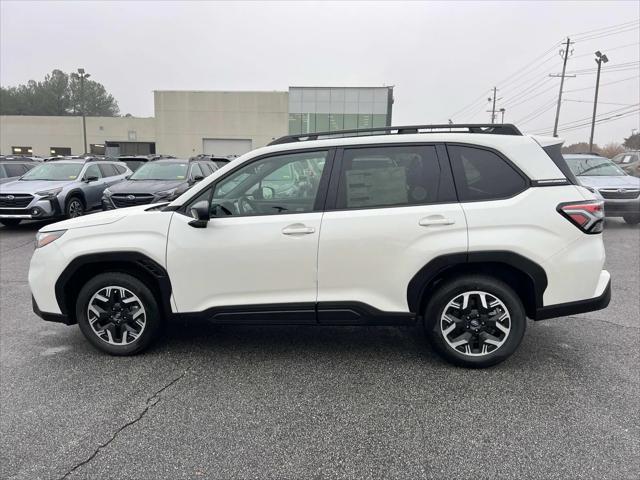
76,272 -> 162,355
65,196 -> 85,219
0,219 -> 22,227
623,214 -> 640,225
424,275 -> 526,368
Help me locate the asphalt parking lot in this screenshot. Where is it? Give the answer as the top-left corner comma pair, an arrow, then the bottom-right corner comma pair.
0,219 -> 638,480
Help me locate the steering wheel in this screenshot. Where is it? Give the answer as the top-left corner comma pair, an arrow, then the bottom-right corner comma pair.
237,196 -> 258,215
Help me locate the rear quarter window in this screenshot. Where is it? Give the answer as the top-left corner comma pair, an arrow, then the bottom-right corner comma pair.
448,145 -> 528,201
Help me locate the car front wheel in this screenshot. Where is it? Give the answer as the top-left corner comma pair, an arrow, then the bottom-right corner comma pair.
65,196 -> 84,219
76,272 -> 161,355
424,275 -> 526,368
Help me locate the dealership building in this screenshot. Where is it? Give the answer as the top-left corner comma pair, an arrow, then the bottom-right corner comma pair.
0,86 -> 394,158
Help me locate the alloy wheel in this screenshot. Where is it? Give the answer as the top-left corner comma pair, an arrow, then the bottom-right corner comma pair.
67,199 -> 83,218
440,290 -> 511,356
87,286 -> 146,345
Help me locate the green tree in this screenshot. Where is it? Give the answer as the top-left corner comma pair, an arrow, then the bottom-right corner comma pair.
0,69 -> 119,116
623,133 -> 640,150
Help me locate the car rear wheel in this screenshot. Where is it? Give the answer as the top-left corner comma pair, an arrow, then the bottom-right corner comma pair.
623,214 -> 640,225
424,275 -> 526,368
0,219 -> 22,227
76,272 -> 161,355
65,196 -> 84,219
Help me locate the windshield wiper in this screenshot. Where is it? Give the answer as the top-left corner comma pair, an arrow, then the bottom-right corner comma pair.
578,164 -> 615,175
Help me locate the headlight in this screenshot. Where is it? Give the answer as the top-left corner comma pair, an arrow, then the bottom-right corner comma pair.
35,187 -> 63,198
35,230 -> 66,248
103,188 -> 112,197
154,188 -> 179,199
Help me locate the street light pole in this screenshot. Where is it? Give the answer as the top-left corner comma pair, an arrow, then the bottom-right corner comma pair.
77,68 -> 90,154
589,52 -> 608,153
500,108 -> 505,124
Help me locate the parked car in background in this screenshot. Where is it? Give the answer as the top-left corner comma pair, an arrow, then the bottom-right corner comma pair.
564,153 -> 640,224
611,150 -> 640,177
30,124 -> 611,368
102,157 -> 216,209
190,154 -> 232,169
117,154 -> 176,172
0,157 -> 39,185
0,158 -> 131,226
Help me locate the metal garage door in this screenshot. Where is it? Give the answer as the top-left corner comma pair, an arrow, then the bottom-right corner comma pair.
202,138 -> 252,157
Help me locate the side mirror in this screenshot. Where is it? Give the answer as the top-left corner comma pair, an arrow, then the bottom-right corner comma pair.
85,175 -> 99,183
192,175 -> 205,183
188,200 -> 210,228
257,185 -> 275,200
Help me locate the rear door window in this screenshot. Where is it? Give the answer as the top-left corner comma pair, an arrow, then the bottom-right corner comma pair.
98,164 -> 118,177
335,145 -> 444,209
448,145 -> 527,201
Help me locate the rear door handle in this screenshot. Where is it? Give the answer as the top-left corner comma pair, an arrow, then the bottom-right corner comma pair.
419,216 -> 455,227
282,224 -> 315,235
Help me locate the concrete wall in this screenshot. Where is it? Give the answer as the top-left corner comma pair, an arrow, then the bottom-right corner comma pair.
154,91 -> 288,157
0,115 -> 155,156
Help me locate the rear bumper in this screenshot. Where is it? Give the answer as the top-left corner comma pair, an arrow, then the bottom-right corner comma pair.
532,273 -> 611,320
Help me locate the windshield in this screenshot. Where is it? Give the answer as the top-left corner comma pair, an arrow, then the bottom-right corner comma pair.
20,162 -> 83,181
565,157 -> 625,177
129,162 -> 188,180
123,160 -> 146,172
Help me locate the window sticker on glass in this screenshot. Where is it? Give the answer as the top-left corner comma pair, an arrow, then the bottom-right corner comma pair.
345,167 -> 408,208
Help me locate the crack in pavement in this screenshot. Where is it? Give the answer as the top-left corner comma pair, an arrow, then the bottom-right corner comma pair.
58,366 -> 191,480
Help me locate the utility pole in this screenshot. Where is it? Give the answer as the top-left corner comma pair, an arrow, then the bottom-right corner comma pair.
550,38 -> 574,137
77,68 -> 91,154
491,87 -> 497,124
589,51 -> 609,153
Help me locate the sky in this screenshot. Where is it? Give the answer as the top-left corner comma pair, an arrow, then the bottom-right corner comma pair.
1,0 -> 638,146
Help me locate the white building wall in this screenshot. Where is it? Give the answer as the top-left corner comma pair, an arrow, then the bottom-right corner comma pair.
0,115 -> 155,156
154,91 -> 288,157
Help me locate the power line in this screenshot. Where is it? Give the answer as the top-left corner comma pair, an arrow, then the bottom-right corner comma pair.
530,104 -> 639,133
569,19 -> 640,39
572,24 -> 640,42
515,99 -> 557,125
572,42 -> 639,59
564,75 -> 639,93
449,41 -> 562,119
449,89 -> 491,119
506,81 -> 561,109
531,110 -> 639,136
564,99 -> 639,106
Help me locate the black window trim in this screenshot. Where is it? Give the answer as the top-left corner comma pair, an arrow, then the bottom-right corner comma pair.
323,142 -> 458,212
177,146 -> 337,217
444,142 -> 530,203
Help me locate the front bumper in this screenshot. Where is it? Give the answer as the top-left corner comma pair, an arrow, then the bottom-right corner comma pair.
32,295 -> 71,325
0,196 -> 62,220
532,271 -> 611,320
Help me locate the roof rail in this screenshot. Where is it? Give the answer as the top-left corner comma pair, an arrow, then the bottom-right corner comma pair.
268,123 -> 523,146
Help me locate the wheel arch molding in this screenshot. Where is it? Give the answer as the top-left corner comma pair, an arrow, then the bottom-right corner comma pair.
54,252 -> 172,325
407,251 -> 548,319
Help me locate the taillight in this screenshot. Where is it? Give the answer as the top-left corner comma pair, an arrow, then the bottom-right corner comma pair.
557,200 -> 604,234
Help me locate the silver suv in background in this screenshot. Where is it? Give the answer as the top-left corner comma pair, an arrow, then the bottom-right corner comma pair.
564,153 -> 640,225
0,158 -> 131,227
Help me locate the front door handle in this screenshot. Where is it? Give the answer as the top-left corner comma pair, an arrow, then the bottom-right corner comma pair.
282,224 -> 315,235
419,216 -> 455,227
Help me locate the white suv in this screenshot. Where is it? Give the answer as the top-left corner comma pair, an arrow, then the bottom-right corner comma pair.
29,124 -> 611,368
